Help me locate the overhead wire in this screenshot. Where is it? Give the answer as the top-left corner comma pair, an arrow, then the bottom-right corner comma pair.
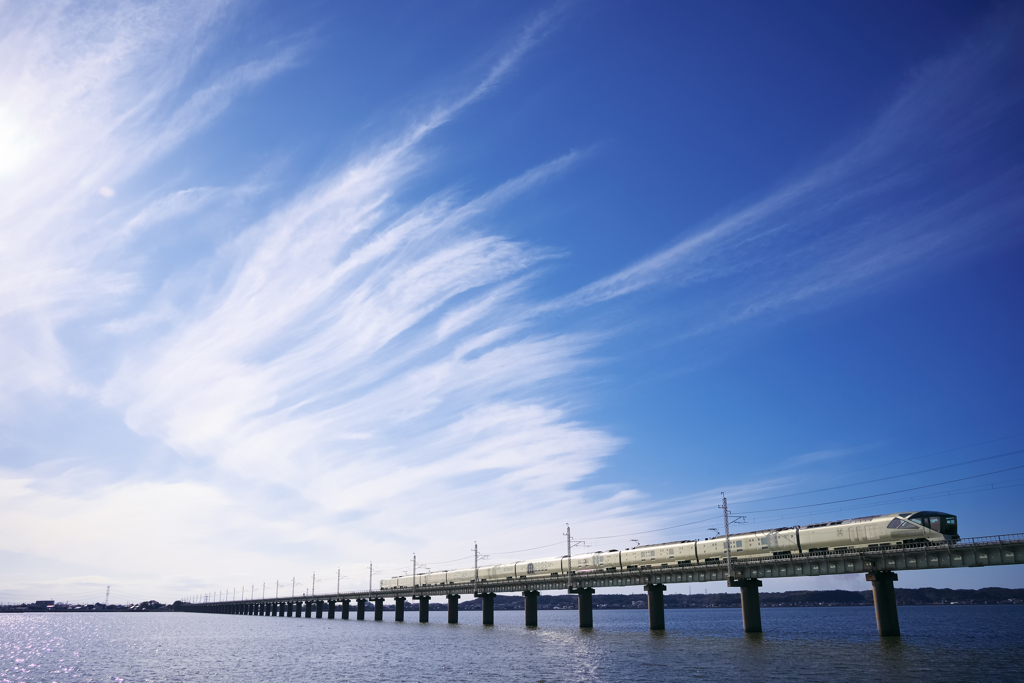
189,434 -> 1024,597
827,431 -> 1024,475
738,464 -> 1024,514
734,447 -> 1024,505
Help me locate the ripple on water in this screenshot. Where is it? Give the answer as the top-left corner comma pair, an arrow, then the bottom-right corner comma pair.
1,605 -> 1022,682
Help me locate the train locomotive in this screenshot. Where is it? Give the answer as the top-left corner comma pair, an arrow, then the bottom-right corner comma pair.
380,510 -> 958,589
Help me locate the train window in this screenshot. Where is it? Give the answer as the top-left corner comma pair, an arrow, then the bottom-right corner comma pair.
887,518 -> 902,529
898,520 -> 916,530
928,516 -> 941,531
942,516 -> 958,535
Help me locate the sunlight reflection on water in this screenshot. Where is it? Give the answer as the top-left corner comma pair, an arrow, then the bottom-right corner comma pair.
1,606 -> 1021,682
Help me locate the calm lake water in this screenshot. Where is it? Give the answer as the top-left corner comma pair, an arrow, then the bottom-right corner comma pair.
2,606 -> 1022,682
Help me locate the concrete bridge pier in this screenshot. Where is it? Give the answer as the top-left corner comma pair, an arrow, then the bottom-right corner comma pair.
395,597 -> 406,622
328,600 -> 336,619
278,602 -> 285,617
867,571 -> 900,637
416,596 -> 430,623
374,598 -> 384,621
316,600 -> 324,618
357,598 -> 366,620
729,578 -> 763,633
305,600 -> 312,618
341,599 -> 350,620
644,583 -> 666,631
476,592 -> 496,625
522,590 -> 539,627
287,602 -> 293,617
447,595 -> 460,624
273,602 -> 279,617
570,587 -> 595,628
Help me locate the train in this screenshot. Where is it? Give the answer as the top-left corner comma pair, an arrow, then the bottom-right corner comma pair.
380,510 -> 958,589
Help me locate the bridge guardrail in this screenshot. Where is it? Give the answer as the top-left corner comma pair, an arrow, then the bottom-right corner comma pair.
188,533 -> 1024,605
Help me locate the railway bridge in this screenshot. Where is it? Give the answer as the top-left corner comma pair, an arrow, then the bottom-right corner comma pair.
180,534 -> 1024,637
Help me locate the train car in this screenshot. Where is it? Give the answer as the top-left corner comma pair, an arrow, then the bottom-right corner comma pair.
619,541 -> 698,570
378,511 -> 957,590
517,555 -> 566,578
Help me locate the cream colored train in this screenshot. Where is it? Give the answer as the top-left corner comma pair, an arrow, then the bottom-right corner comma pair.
379,511 -> 958,589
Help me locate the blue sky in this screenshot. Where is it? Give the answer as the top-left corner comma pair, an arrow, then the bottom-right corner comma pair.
1,1 -> 1022,604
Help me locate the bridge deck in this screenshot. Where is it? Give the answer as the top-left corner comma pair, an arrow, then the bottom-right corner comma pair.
198,534 -> 1024,606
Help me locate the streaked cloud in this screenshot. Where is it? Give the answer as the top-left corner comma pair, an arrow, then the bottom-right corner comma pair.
562,12 -> 1024,336
0,2 -> 1020,602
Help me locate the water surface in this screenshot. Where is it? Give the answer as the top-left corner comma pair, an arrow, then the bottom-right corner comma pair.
2,606 -> 1021,682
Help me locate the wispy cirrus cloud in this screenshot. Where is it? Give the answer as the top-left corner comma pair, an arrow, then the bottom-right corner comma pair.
0,0 -> 294,405
0,1 -> 648,599
1,1 -> 1021,603
561,10 -> 1024,333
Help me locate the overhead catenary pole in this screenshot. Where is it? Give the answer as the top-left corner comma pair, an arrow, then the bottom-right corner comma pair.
721,493 -> 732,578
292,577 -> 295,598
565,524 -> 573,589
474,543 -> 479,593
312,572 -> 316,596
